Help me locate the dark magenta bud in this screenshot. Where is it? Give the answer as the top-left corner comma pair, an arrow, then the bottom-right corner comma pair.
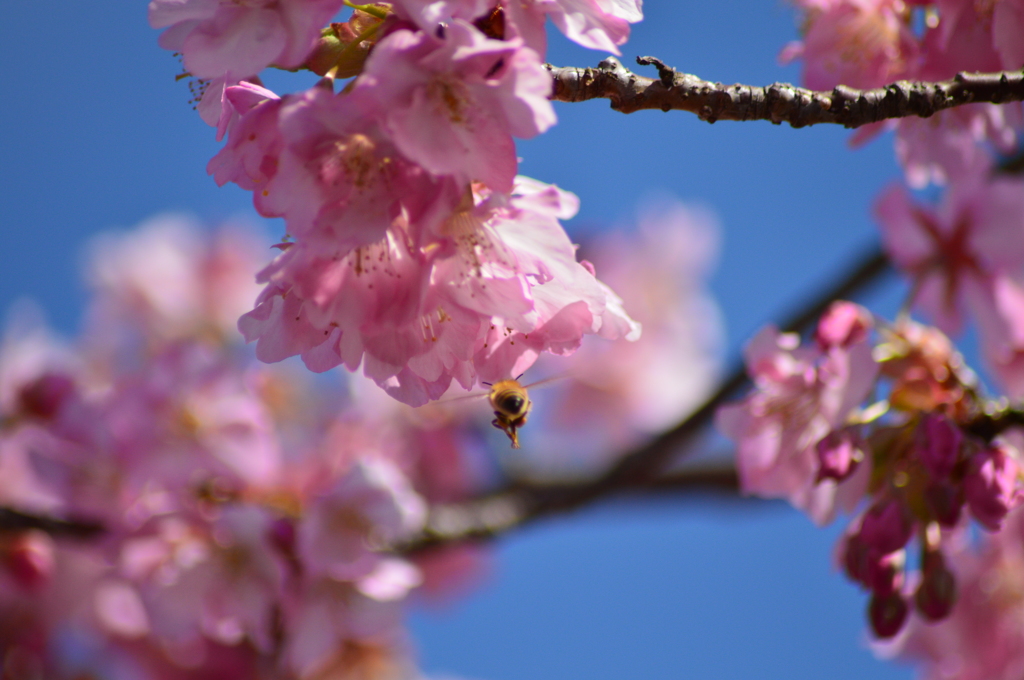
924,481 -> 965,528
816,427 -> 865,483
859,497 -> 914,555
914,550 -> 957,621
916,414 -> 963,480
17,373 -> 76,420
869,590 -> 909,639
267,517 -> 296,556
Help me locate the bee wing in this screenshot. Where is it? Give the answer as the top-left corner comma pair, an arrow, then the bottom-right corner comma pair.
521,372 -> 571,391
436,389 -> 490,404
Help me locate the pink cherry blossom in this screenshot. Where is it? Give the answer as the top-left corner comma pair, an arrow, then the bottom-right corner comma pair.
918,0 -> 1002,81
510,0 -> 644,55
392,0 -> 644,56
84,216 -> 267,351
354,20 -> 555,192
104,342 -> 283,494
894,105 -> 1020,189
964,440 -> 1023,531
148,0 -> 347,80
993,0 -> 1024,69
298,458 -> 426,582
115,506 -> 288,653
255,85 -> 462,253
716,305 -> 878,525
874,175 -> 1024,393
240,176 -> 640,406
816,427 -> 865,482
207,82 -> 284,188
780,0 -> 918,90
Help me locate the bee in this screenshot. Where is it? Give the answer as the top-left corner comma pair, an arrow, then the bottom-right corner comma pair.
486,378 -> 531,449
442,373 -> 564,449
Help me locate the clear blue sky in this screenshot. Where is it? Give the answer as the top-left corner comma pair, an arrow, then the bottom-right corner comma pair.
0,2 -> 913,678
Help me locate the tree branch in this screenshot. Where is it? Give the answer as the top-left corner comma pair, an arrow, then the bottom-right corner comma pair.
400,244 -> 894,554
547,57 -> 1024,128
0,507 -> 104,538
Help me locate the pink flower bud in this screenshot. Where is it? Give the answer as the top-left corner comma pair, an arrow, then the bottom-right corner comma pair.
3,531 -> 55,591
842,535 -> 905,594
859,498 -> 914,555
842,533 -> 872,586
869,590 -> 909,639
17,373 -> 75,420
815,301 -> 872,349
267,517 -> 296,556
914,549 -> 957,621
816,428 -> 865,482
924,481 -> 965,527
965,443 -> 1021,531
916,414 -> 963,480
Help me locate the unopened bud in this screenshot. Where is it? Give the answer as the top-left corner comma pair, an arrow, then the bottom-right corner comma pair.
18,373 -> 76,420
965,442 -> 1021,531
303,9 -> 388,78
3,530 -> 55,591
816,301 -> 872,349
869,590 -> 909,639
816,428 -> 865,483
914,549 -> 956,621
842,535 -> 905,594
859,497 -> 914,555
267,517 -> 296,556
916,414 -> 963,480
924,481 -> 964,527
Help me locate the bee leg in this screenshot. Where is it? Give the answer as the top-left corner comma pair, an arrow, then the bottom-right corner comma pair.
491,416 -> 520,449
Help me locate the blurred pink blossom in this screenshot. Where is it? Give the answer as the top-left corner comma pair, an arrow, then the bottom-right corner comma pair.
874,175 -> 1024,394
716,303 -> 878,524
780,0 -> 918,90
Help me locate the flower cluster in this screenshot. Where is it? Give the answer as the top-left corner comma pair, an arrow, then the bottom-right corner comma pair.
719,303 -> 1024,641
0,187 -> 723,676
151,0 -> 643,405
0,218 -> 493,679
874,504 -> 1024,680
785,0 -> 1024,398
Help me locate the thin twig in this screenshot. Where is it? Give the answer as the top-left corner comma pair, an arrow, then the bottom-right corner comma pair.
547,57 -> 1024,128
400,245 -> 893,553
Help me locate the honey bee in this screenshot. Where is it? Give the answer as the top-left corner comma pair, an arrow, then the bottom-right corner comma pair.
441,373 -> 564,449
486,379 -> 532,449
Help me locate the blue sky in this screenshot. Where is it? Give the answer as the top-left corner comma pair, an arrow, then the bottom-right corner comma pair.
0,1 -> 914,678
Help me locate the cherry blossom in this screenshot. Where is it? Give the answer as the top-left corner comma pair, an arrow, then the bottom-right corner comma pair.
391,0 -> 644,56
148,0 -> 347,80
716,302 -> 878,524
240,176 -> 640,406
354,19 -> 555,192
779,0 -> 918,90
874,175 -> 1024,394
